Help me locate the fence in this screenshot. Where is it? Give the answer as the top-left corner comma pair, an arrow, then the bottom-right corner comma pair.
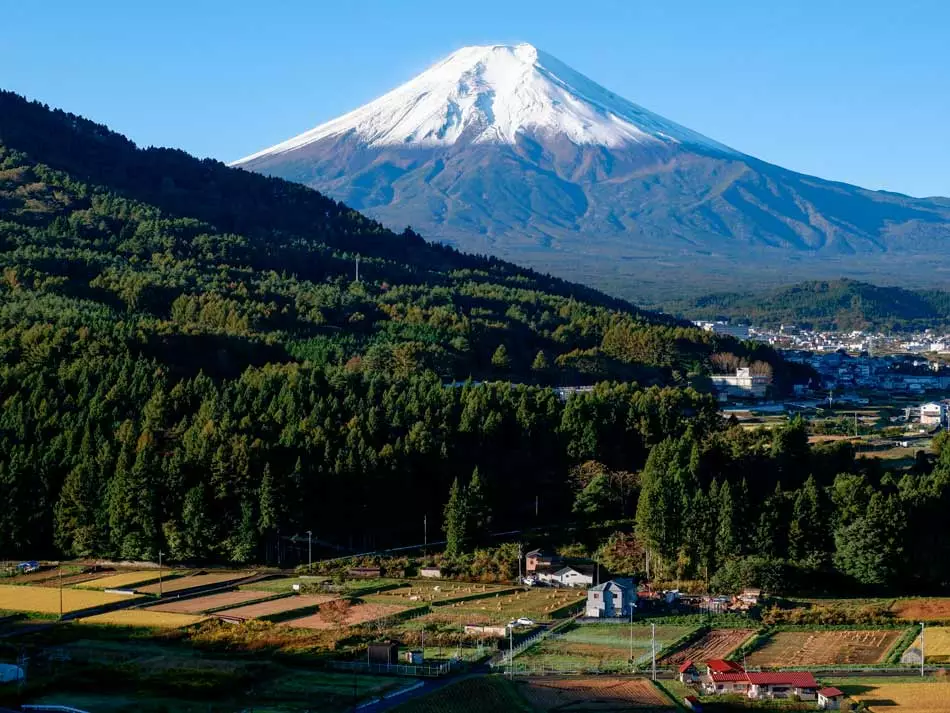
327,659 -> 453,677
491,611 -> 583,669
496,662 -> 676,677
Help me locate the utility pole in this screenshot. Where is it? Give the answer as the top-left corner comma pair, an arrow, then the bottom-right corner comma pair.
535,495 -> 539,518
423,515 -> 427,557
58,564 -> 63,621
518,543 -> 523,584
306,530 -> 313,572
158,550 -> 163,597
508,624 -> 514,679
629,605 -> 634,669
651,623 -> 656,681
921,622 -> 926,677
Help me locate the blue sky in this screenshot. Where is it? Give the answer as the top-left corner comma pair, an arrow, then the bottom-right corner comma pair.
3,0 -> 948,197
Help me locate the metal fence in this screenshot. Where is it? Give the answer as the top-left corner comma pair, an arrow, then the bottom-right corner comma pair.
327,660 -> 453,677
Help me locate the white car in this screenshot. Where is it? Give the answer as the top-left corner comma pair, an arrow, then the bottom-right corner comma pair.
516,617 -> 536,627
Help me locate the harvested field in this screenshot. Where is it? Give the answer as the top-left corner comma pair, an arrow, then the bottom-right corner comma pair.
519,677 -> 674,711
833,678 -> 950,711
438,588 -> 585,623
661,629 -> 755,665
366,581 -> 512,605
909,626 -> 950,663
745,629 -> 900,667
283,602 -> 409,630
138,571 -> 253,595
0,584 -> 131,614
892,598 -> 950,621
78,609 -> 205,629
36,571 -> 114,588
81,571 -> 167,590
148,590 -> 272,614
215,594 -> 337,621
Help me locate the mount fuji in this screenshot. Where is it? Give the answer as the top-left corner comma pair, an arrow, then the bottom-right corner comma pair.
234,44 -> 950,301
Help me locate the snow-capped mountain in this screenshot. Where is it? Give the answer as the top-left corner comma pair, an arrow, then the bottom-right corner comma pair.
234,44 -> 950,300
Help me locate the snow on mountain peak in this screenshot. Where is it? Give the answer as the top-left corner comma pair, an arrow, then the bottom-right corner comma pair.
234,44 -> 735,164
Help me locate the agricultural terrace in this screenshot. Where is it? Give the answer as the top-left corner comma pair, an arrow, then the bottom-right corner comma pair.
516,624 -> 695,671
745,629 -> 901,667
393,676 -> 532,713
363,581 -> 513,605
215,594 -> 337,620
282,601 -> 409,630
436,588 -> 585,623
35,571 -> 113,587
661,629 -> 755,665
892,598 -> 950,621
0,584 -> 133,615
242,576 -> 401,594
519,677 -> 675,711
148,590 -> 273,614
909,626 -> 950,663
830,677 -> 950,712
80,571 -> 170,590
137,571 -> 254,594
78,610 -> 206,629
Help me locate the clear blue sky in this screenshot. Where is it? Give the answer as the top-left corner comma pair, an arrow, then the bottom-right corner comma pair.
4,0 -> 948,197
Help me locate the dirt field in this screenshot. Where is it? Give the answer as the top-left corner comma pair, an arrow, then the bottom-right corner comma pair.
745,629 -> 900,667
365,581 -> 512,605
283,602 -> 409,630
438,589 -> 585,623
137,571 -> 253,595
892,598 -> 950,621
519,677 -> 674,711
81,571 -> 167,590
834,678 -> 950,711
35,571 -> 113,588
661,629 -> 755,665
215,594 -> 337,621
0,584 -> 132,614
78,609 -> 206,629
148,590 -> 271,614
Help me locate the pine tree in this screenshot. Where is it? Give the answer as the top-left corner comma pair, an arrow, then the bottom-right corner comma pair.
531,350 -> 549,372
716,480 -> 737,565
491,344 -> 510,371
788,475 -> 827,566
443,477 -> 469,558
467,467 -> 490,535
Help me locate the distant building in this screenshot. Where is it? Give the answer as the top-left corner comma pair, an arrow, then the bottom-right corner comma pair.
818,687 -> 846,710
920,402 -> 946,426
348,567 -> 382,578
552,565 -> 596,588
695,321 -> 751,340
709,368 -> 770,400
585,579 -> 637,618
701,661 -> 818,701
419,566 -> 442,579
367,641 -> 399,665
525,549 -> 561,573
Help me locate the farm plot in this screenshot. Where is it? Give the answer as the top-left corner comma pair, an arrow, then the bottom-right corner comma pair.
661,629 -> 755,665
908,626 -> 950,663
137,571 -> 254,595
147,590 -> 272,614
832,678 -> 950,711
892,598 -> 950,621
518,624 -> 695,671
745,629 -> 900,667
365,581 -> 512,605
215,594 -> 337,621
0,584 -> 132,614
36,571 -> 114,587
393,676 -> 532,713
283,601 -> 409,630
438,589 -> 585,623
519,677 -> 675,711
78,609 -> 205,629
81,571 -> 171,590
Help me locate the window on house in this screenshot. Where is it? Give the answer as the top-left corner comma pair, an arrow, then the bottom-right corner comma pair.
592,593 -> 599,599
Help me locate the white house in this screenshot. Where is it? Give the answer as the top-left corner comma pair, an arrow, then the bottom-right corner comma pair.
585,579 -> 636,617
710,367 -> 770,400
818,687 -> 846,710
920,402 -> 946,426
552,565 -> 595,587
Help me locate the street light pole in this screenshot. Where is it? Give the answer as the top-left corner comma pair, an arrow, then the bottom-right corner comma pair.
629,605 -> 634,669
158,550 -> 163,597
58,564 -> 63,620
921,622 -> 926,677
306,530 -> 313,572
651,622 -> 656,681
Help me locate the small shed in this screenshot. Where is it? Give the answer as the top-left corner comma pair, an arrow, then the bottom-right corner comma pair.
419,567 -> 442,579
679,660 -> 700,683
367,641 -> 399,665
818,687 -> 846,710
404,650 -> 423,665
348,567 -> 382,578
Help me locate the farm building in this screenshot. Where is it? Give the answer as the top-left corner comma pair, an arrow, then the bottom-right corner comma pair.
550,565 -> 596,588
525,549 -> 561,573
818,687 -> 845,710
419,567 -> 442,579
678,661 -> 700,684
733,588 -> 761,609
585,579 -> 637,618
701,661 -> 818,701
367,641 -> 399,665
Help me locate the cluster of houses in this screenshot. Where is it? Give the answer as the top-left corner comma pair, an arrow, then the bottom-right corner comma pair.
679,660 -> 845,710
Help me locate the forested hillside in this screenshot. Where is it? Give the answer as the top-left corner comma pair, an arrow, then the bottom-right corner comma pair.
0,91 -> 787,562
664,279 -> 950,332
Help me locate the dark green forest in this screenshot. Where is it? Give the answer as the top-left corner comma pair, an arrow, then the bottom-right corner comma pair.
2,92 -> 950,594
663,278 -> 950,332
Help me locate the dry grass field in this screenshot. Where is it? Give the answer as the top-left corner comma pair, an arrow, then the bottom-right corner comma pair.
437,588 -> 585,623
215,594 -> 337,621
283,601 -> 409,630
519,677 -> 674,711
661,629 -> 755,665
745,629 -> 900,667
137,571 -> 253,595
0,584 -> 131,614
365,581 -> 512,605
148,590 -> 271,614
892,598 -> 950,621
78,609 -> 206,629
81,571 -> 168,590
833,678 -> 950,711
908,626 -> 950,663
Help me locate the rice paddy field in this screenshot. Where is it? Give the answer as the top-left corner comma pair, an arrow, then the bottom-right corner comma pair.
516,624 -> 695,671
519,677 -> 675,711
137,571 -> 254,595
78,609 -> 206,629
0,583 -> 133,614
148,590 -> 273,614
282,601 -> 409,630
435,588 -> 585,623
215,593 -> 338,621
829,677 -> 950,711
80,571 -> 170,590
745,629 -> 901,667
892,598 -> 950,621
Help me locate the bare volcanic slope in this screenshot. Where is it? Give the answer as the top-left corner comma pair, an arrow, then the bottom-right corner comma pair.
234,44 -> 950,301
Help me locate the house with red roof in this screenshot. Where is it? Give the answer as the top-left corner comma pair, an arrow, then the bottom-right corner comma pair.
700,661 -> 819,701
818,686 -> 846,710
678,661 -> 700,684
